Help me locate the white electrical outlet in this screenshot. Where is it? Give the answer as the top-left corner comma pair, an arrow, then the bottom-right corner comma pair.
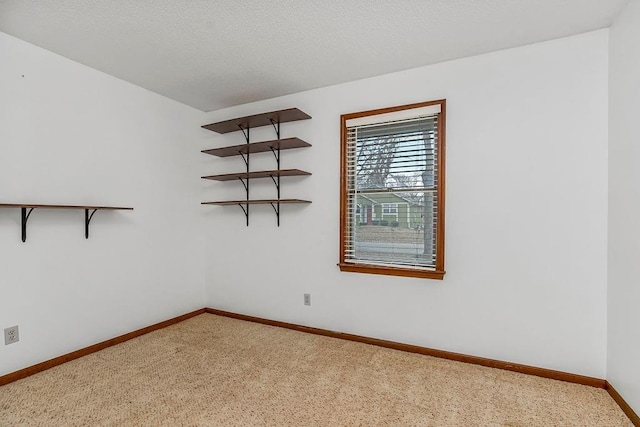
304,293 -> 311,306
4,325 -> 19,345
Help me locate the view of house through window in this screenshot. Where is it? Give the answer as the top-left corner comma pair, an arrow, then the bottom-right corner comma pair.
340,100 -> 445,279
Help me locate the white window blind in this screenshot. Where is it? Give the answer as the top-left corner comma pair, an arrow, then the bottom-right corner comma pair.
344,111 -> 440,270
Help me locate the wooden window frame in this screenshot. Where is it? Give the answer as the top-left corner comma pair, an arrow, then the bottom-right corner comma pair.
339,99 -> 446,280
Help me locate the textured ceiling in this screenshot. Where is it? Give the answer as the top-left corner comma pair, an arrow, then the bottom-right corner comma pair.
0,0 -> 630,112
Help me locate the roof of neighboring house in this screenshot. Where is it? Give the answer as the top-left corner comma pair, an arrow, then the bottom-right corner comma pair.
358,194 -> 378,204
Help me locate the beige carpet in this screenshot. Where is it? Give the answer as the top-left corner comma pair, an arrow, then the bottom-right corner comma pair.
0,314 -> 632,426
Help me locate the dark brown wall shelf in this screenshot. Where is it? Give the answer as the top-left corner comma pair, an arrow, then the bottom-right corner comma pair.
202,108 -> 311,134
201,137 -> 311,158
201,107 -> 311,226
202,199 -> 311,206
0,203 -> 133,242
0,204 -> 133,210
202,169 -> 311,182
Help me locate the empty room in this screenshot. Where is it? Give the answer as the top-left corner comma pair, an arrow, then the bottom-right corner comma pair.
1,1 -> 639,425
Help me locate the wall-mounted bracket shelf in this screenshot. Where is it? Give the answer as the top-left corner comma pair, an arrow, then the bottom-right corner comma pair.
202,199 -> 311,226
201,108 -> 311,134
202,169 -> 311,182
201,108 -> 311,226
0,204 -> 133,242
202,199 -> 311,206
201,137 -> 311,158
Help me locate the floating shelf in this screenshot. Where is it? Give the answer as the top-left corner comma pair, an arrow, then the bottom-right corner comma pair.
202,169 -> 311,182
202,108 -> 311,134
201,137 -> 311,158
0,203 -> 133,242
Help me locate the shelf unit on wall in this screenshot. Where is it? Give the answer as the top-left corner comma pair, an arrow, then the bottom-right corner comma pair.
201,108 -> 312,226
0,203 -> 133,242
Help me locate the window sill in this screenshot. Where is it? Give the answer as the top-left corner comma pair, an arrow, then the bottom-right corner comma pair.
338,262 -> 445,280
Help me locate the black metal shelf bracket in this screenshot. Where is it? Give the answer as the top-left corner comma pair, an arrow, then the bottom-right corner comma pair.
268,174 -> 280,191
269,119 -> 281,139
239,152 -> 249,167
236,124 -> 251,226
85,209 -> 98,239
238,124 -> 250,144
269,146 -> 280,163
268,137 -> 282,227
238,203 -> 248,225
21,207 -> 101,241
269,201 -> 281,227
238,177 -> 248,192
21,207 -> 34,242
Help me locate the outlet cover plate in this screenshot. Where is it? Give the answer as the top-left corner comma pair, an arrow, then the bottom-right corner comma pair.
4,325 -> 19,345
304,293 -> 311,306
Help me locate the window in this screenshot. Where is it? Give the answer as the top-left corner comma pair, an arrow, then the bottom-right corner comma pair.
339,100 -> 446,279
382,203 -> 398,214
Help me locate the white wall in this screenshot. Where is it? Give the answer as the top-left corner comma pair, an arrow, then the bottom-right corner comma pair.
0,32 -> 206,376
0,26 -> 615,384
608,0 -> 640,415
203,31 -> 609,378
